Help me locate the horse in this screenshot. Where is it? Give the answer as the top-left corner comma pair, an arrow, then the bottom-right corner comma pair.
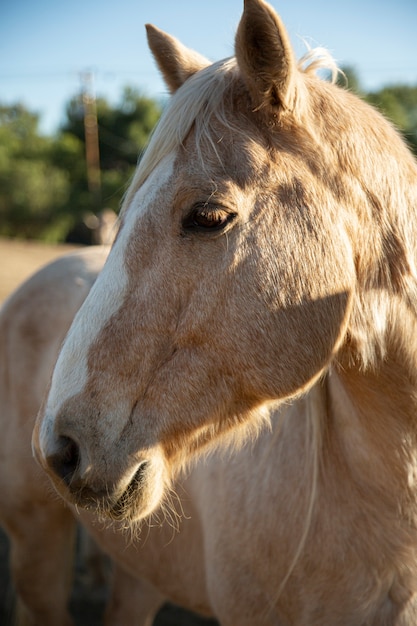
33,0 -> 417,623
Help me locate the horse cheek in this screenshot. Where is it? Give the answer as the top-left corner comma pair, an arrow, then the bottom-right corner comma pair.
232,232 -> 354,401
236,290 -> 352,403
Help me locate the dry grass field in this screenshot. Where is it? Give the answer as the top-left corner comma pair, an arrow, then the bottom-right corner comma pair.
0,238 -> 217,625
0,237 -> 82,304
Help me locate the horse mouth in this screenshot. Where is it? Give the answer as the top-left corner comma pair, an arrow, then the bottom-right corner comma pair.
108,462 -> 149,521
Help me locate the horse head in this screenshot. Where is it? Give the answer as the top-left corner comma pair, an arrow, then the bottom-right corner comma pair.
33,0 -> 417,523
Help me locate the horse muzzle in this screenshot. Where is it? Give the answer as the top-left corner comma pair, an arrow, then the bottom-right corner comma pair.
32,421 -> 165,522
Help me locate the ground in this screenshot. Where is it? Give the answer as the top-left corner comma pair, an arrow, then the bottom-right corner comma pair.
0,238 -> 82,304
0,238 -> 218,625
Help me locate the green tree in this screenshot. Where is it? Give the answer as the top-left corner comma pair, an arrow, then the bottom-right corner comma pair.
0,90 -> 161,241
0,105 -> 72,240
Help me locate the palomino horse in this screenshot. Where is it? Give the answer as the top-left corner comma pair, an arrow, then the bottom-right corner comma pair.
34,0 -> 417,623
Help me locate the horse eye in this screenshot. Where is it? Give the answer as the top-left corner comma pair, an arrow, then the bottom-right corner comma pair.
182,204 -> 236,233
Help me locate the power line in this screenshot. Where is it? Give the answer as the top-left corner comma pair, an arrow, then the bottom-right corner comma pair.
0,68 -> 159,82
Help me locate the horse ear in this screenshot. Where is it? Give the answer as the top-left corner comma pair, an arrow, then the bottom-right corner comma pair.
235,0 -> 298,112
146,24 -> 211,94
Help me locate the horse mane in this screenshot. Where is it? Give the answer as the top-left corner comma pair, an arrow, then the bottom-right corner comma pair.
122,46 -> 340,210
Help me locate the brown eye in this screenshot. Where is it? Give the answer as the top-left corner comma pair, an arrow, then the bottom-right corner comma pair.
182,204 -> 236,233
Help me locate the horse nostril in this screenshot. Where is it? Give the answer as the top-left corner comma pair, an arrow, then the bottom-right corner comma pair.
48,436 -> 80,486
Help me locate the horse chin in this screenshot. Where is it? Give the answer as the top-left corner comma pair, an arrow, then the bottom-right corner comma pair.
106,461 -> 166,523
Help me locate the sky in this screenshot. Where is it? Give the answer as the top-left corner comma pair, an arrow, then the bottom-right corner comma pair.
1,0 -> 417,135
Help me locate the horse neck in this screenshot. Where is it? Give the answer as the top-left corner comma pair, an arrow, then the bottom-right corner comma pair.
325,297 -> 417,510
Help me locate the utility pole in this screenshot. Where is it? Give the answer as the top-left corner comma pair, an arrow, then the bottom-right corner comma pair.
80,71 -> 101,209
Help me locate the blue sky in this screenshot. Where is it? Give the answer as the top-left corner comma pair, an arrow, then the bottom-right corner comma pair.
1,0 -> 416,134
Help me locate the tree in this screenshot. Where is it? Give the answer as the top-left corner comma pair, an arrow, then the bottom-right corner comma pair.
0,105 -> 72,240
0,90 -> 162,241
